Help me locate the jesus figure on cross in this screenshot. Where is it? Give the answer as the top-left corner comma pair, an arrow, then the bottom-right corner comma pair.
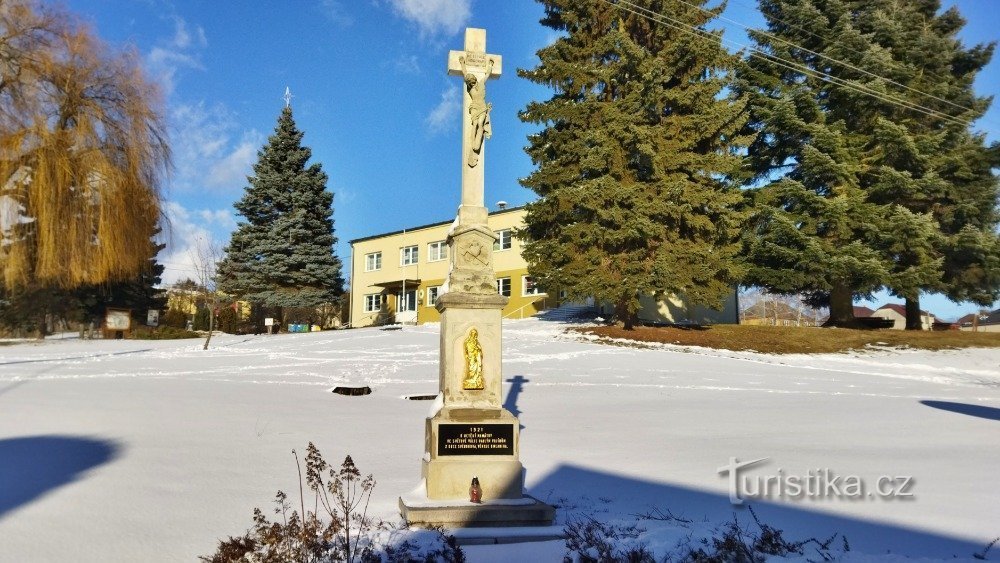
460,55 -> 493,167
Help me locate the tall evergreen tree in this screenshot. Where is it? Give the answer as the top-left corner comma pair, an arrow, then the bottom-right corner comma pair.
862,1 -> 999,328
738,0 -> 998,327
217,106 -> 343,312
738,0 -> 903,326
519,0 -> 750,329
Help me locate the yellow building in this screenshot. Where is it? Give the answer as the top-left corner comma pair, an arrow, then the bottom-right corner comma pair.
350,206 -> 554,327
349,206 -> 738,327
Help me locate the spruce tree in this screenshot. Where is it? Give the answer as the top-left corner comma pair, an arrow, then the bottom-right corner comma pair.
739,0 -> 998,327
865,1 -> 999,328
217,106 -> 344,313
519,0 -> 749,329
738,0 -> 889,326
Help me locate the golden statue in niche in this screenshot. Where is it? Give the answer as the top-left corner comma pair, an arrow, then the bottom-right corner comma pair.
463,328 -> 484,390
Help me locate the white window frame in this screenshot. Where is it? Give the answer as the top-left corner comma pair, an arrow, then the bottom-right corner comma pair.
522,275 -> 544,296
496,277 -> 511,297
364,251 -> 382,272
364,293 -> 383,312
426,286 -> 441,306
494,229 -> 512,251
400,245 -> 418,266
428,241 -> 448,262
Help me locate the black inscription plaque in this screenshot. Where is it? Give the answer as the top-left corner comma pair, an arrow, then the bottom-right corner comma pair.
438,423 -> 514,456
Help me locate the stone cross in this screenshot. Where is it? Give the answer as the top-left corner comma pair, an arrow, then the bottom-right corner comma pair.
448,28 -> 501,212
398,29 -> 554,525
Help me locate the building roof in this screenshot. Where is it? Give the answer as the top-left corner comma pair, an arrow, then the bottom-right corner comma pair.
853,306 -> 874,318
958,309 -> 1000,327
875,303 -> 934,318
957,313 -> 978,325
348,205 -> 526,245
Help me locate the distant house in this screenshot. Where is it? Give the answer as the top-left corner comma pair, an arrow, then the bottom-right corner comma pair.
741,299 -> 826,327
853,306 -> 875,318
958,310 -> 1000,332
870,303 -> 936,330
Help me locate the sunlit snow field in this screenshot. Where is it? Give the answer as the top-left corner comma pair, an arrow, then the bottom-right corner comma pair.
0,318 -> 998,561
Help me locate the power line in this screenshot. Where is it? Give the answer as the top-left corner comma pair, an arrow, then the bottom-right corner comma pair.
663,0 -> 979,116
611,0 -> 969,125
724,0 -> 977,95
601,0 -> 973,128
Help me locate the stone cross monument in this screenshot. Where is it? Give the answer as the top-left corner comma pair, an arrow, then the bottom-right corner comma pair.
399,28 -> 554,528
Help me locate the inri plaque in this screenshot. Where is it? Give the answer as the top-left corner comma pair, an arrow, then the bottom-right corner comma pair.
438,423 -> 514,456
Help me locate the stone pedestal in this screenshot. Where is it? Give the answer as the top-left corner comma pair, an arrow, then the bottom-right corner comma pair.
422,407 -> 522,499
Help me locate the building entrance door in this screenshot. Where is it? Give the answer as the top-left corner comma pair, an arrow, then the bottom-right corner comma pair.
395,289 -> 417,324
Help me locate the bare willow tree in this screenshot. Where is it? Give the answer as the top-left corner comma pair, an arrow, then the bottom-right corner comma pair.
0,1 -> 168,331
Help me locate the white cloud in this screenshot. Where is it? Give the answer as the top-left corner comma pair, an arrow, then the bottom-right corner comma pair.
394,54 -> 421,74
425,84 -> 460,134
384,0 -> 471,37
159,201 -> 227,285
147,47 -> 203,95
169,103 -> 262,193
145,16 -> 207,95
197,209 -> 237,230
170,16 -> 191,48
207,134 -> 260,189
170,16 -> 208,49
318,0 -> 353,26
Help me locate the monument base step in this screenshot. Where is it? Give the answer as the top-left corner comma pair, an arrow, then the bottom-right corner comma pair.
449,525 -> 566,546
399,494 -> 556,528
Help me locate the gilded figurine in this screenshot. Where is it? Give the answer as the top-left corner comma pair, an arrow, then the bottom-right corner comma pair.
463,328 -> 484,390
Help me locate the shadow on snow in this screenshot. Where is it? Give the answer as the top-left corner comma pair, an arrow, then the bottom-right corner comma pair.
527,464 -> 985,559
920,400 -> 1000,422
0,435 -> 122,520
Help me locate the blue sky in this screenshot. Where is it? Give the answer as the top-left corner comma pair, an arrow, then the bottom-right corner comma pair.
64,0 -> 999,321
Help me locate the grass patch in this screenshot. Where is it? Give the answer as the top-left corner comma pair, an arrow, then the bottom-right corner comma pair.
575,324 -> 1000,354
129,326 -> 200,340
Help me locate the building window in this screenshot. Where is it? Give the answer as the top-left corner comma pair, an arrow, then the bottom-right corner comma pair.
401,245 -> 418,265
364,294 -> 383,312
427,286 -> 441,306
496,277 -> 511,297
365,252 -> 382,272
523,276 -> 544,296
428,241 -> 448,262
494,229 -> 512,251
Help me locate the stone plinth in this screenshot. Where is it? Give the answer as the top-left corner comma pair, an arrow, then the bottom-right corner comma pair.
399,494 -> 556,529
435,290 -> 506,408
422,407 -> 523,499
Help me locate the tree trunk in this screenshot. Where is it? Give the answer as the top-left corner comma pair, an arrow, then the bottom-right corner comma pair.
904,297 -> 923,330
823,282 -> 855,327
203,308 -> 214,350
617,299 -> 636,330
35,315 -> 46,340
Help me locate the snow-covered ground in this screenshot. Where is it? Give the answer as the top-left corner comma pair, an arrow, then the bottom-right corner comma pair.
0,319 -> 997,561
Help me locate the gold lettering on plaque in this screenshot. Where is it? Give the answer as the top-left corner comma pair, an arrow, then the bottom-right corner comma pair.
463,328 -> 484,390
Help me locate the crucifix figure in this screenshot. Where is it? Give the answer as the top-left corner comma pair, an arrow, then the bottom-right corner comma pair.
448,29 -> 502,172
459,55 -> 494,166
